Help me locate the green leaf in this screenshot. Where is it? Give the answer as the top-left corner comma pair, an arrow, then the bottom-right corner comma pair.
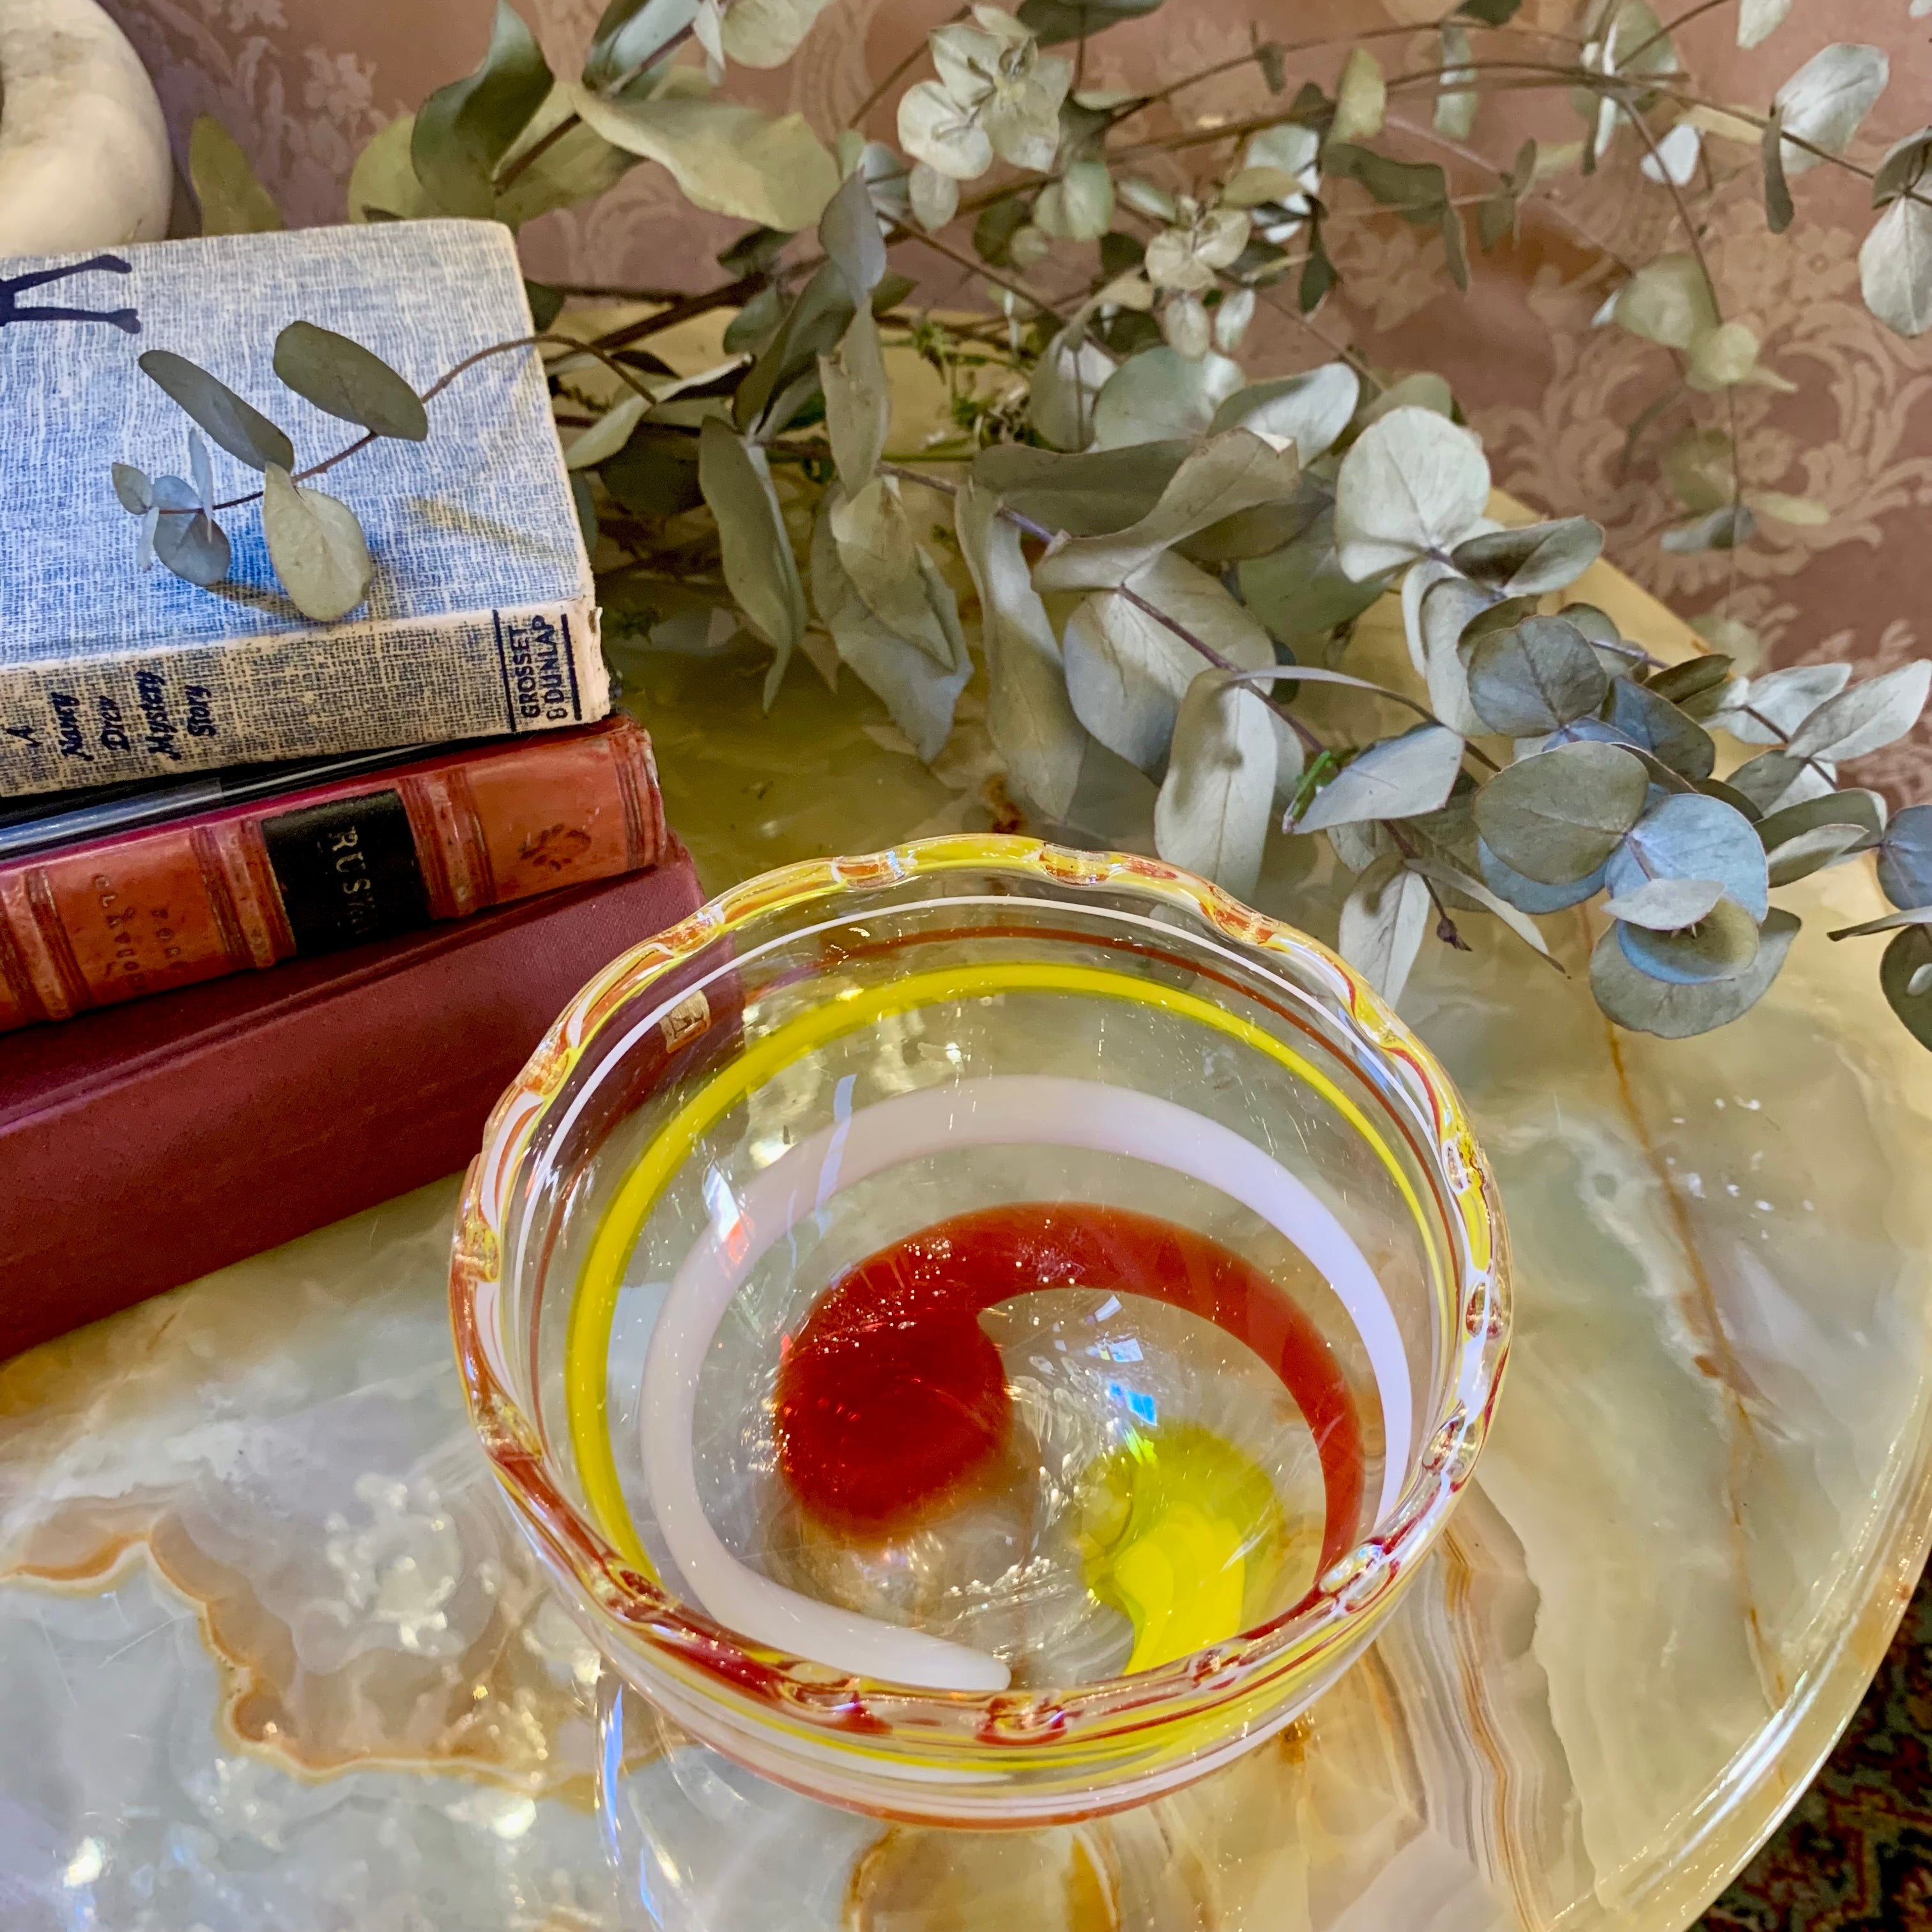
1324,145 -> 1446,226
1338,854 -> 1433,1004
719,0 -> 838,65
1459,0 -> 1521,22
1709,661 -> 1849,742
413,0 -> 554,218
1606,792 -> 1769,919
1091,346 -> 1245,448
1036,160 -> 1116,241
347,116 -> 436,223
809,491 -> 968,762
697,416 -> 808,706
975,193 -> 1034,266
1435,23 -> 1478,141
1591,907 -> 1798,1037
189,432 -> 215,516
1154,670 -> 1278,900
1239,494 -> 1396,644
1601,876 -> 1725,930
1766,822 -> 1871,885
1728,748 -> 1837,815
1860,193 -> 1932,337
1017,0 -> 1163,45
150,476 -> 231,587
1761,107 -> 1795,234
820,305 -> 889,493
272,321 -> 428,441
493,93 -> 639,226
1774,43 -> 1888,177
958,482 -> 1086,820
1035,433 -> 1301,590
1331,49 -> 1386,143
1208,364 -> 1360,462
261,464 -> 374,620
1616,897 -> 1761,983
1418,574 -> 1493,735
189,116 -> 283,236
526,280 -> 567,330
1786,660 -> 1931,762
1613,254 -> 1718,349
1607,678 -> 1716,780
1874,128 -> 1932,208
1466,616 -> 1608,735
1646,654 -> 1733,712
1829,904 -> 1932,941
1473,740 -> 1648,884
818,165 -> 887,303
1030,326 -> 1117,452
1880,926 -> 1932,1047
1878,802 -> 1932,908
1333,406 -> 1491,580
570,471 -> 599,553
572,87 -> 839,230
566,391 -> 650,471
1063,553 -> 1274,774
139,351 -> 294,473
734,262 -> 854,438
1756,786 -> 1887,853
584,0 -> 698,93
112,463 -> 153,514
1409,855 -> 1563,966
1450,518 -> 1603,595
829,477 -> 958,668
1294,724 -> 1466,832
601,425 -> 703,516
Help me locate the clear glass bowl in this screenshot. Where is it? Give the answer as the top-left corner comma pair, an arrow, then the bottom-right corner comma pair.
449,835 -> 1508,1824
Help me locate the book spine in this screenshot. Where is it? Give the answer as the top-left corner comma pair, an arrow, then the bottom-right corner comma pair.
0,597 -> 609,798
0,719 -> 663,1032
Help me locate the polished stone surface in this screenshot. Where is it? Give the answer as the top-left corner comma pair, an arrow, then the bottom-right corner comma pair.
4,570 -> 1930,1931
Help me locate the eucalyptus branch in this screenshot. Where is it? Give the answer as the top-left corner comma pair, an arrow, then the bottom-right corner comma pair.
495,27 -> 699,195
1385,823 -> 1471,951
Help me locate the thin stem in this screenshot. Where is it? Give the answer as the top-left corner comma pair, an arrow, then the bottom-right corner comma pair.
1386,823 -> 1471,950
590,273 -> 773,351
898,225 -> 1070,322
1619,0 -> 1731,75
848,10 -> 962,129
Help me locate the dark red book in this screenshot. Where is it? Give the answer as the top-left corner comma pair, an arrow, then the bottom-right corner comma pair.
0,716 -> 667,1032
1,847 -> 705,1359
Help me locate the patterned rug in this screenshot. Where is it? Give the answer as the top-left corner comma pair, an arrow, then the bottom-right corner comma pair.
1699,1563 -> 1932,1931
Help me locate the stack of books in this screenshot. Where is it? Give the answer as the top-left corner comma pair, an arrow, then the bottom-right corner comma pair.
0,222 -> 705,1355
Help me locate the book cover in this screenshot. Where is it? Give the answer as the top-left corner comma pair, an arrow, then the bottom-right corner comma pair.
0,714 -> 666,1030
0,848 -> 710,1360
0,219 -> 606,798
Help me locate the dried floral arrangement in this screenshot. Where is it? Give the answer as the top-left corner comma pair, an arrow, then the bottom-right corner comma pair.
125,0 -> 1932,1047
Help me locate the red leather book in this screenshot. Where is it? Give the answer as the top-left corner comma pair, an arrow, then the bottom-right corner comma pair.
0,848 -> 707,1359
0,715 -> 666,1031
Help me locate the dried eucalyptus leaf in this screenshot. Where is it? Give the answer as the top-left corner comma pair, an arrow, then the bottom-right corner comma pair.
1878,802 -> 1932,908
1154,670 -> 1277,899
1331,49 -> 1386,143
698,416 -> 808,705
971,441 -> 1186,535
1606,792 -> 1769,919
1881,926 -> 1932,1046
1738,0 -> 1792,49
1338,854 -> 1432,1004
567,392 -> 650,473
151,473 -> 231,588
189,116 -> 283,235
1591,907 -> 1797,1036
138,351 -> 294,473
1410,857 -> 1561,965
1786,659 -> 1932,762
1727,748 -> 1837,814
820,304 -> 889,492
1466,616 -> 1608,736
187,431 -> 215,517
1757,786 -> 1887,852
112,463 -> 153,514
1477,837 -> 1604,913
958,482 -> 1085,819
1091,346 -> 1244,448
1761,108 -> 1795,234
1828,903 -> 1932,941
273,321 -> 427,441
829,477 -> 956,667
1473,740 -> 1648,884
1710,661 -> 1851,743
1860,193 -> 1932,336
1774,43 -> 1888,176
1063,553 -> 1273,772
1450,518 -> 1603,595
1435,22 -> 1478,140
1419,575 -> 1493,735
584,0 -> 700,94
1294,724 -> 1465,832
719,0 -> 837,66
1616,897 -> 1761,984
413,0 -> 553,218
1613,254 -> 1717,349
734,262 -> 854,438
1332,406 -> 1490,580
1034,433 -> 1300,589
494,91 -> 640,224
572,87 -> 839,229
1208,364 -> 1360,462
1030,327 -> 1117,451
1600,875 -> 1726,930
1607,678 -> 1717,780
810,493 -> 968,762
818,165 -> 887,303
1646,654 -> 1733,711
1766,822 -> 1869,884
261,464 -> 374,621
1018,0 -> 1163,43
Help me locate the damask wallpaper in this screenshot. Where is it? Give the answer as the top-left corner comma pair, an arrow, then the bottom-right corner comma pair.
97,0 -> 1932,797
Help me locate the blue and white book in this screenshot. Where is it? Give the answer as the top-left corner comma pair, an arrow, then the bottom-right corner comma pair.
0,218 -> 603,797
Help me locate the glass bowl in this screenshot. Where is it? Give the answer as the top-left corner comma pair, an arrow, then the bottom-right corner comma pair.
449,835 -> 1508,1824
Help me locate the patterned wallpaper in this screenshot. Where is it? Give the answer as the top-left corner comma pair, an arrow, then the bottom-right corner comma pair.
100,0 -> 1932,796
